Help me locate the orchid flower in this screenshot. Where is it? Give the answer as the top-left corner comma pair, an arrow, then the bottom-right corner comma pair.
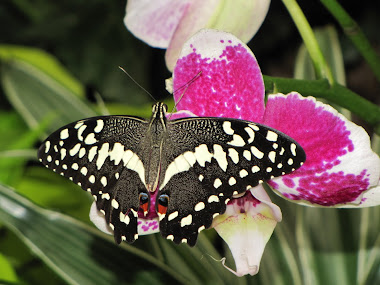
170,29 -> 380,275
124,0 -> 271,71
91,29 -> 380,277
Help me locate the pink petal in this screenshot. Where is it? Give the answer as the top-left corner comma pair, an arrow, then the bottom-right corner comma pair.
166,0 -> 271,70
212,186 -> 281,276
173,29 -> 265,121
263,93 -> 380,206
341,182 -> 380,208
124,0 -> 191,48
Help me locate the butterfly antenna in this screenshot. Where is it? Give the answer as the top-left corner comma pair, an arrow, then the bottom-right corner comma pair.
168,71 -> 202,118
118,66 -> 156,102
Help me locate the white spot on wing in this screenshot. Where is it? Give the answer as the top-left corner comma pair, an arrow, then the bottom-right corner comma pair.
77,124 -> 87,141
222,121 -> 234,135
268,151 -> 276,163
125,153 -> 146,187
94,119 -> 104,133
239,169 -> 248,178
60,129 -> 69,140
174,153 -> 192,172
69,143 -> 81,156
251,146 -> 264,159
100,176 -> 107,187
251,166 -> 260,173
244,127 -> 255,143
45,141 -> 50,153
78,147 -> 86,158
227,134 -> 245,147
89,175 -> 95,183
88,146 -> 98,162
208,195 -> 219,203
84,133 -> 97,145
194,144 -> 212,167
194,202 -> 205,211
96,143 -> 110,170
213,144 -> 228,171
243,150 -> 251,161
290,143 -> 297,156
122,150 -> 134,165
168,211 -> 178,221
101,193 -> 110,200
180,214 -> 192,227
109,142 -> 124,165
112,199 -> 119,209
266,131 -> 278,142
60,148 -> 67,160
213,178 -> 222,189
228,148 -> 239,164
80,166 -> 88,176
228,177 -> 236,185
183,151 -> 197,166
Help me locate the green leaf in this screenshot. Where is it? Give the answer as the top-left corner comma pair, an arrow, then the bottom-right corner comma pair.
294,26 -> 346,85
0,184 -> 189,285
0,252 -> 19,284
0,112 -> 47,186
0,47 -> 97,133
0,45 -> 83,97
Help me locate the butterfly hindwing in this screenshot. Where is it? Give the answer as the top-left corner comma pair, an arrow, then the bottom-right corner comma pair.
38,115 -> 150,243
158,117 -> 305,244
38,102 -> 306,247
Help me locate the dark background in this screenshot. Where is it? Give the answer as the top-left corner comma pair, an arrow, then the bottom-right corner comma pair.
0,0 -> 378,107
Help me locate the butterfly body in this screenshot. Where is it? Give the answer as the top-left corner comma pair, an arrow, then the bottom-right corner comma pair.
38,102 -> 306,246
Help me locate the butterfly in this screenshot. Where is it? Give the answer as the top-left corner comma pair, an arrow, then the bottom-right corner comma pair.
38,102 -> 306,246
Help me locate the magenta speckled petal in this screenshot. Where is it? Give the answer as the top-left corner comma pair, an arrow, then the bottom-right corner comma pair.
124,0 -> 190,48
263,93 -> 380,206
173,29 -> 265,122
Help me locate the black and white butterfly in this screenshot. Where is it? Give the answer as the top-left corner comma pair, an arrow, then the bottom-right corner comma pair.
38,102 -> 306,246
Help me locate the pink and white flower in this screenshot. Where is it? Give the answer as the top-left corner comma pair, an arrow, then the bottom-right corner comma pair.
170,29 -> 380,275
124,0 -> 271,70
91,28 -> 380,277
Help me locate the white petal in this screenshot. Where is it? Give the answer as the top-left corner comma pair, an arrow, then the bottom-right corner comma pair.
212,185 -> 281,276
124,0 -> 191,48
89,202 -> 113,235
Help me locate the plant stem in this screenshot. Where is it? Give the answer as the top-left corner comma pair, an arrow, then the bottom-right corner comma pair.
282,0 -> 335,83
320,0 -> 380,83
263,75 -> 380,133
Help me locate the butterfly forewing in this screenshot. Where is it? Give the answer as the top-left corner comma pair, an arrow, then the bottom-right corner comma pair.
38,102 -> 306,246
38,115 -> 150,243
158,117 -> 305,244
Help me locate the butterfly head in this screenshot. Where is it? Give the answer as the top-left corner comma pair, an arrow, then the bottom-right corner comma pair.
151,102 -> 168,119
